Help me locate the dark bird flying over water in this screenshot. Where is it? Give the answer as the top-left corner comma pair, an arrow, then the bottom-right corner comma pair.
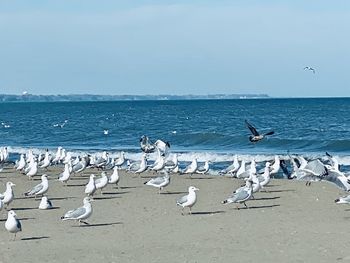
245,120 -> 274,143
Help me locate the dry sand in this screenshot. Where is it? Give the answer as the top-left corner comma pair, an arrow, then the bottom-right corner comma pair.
0,166 -> 350,263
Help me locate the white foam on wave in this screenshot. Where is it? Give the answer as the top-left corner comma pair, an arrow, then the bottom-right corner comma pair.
6,146 -> 350,166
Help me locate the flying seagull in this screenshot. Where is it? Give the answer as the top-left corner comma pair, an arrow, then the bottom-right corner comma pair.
304,66 -> 315,74
245,120 -> 274,143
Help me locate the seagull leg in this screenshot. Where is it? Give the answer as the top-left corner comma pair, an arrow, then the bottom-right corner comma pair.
181,207 -> 184,216
243,202 -> 249,209
189,207 -> 192,215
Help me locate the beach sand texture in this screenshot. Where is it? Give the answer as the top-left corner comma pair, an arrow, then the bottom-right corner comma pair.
0,167 -> 349,263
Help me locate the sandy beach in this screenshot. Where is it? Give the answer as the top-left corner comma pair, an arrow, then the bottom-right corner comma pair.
0,166 -> 350,263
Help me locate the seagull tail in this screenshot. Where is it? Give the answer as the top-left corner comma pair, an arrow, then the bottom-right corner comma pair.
221,200 -> 228,204
334,198 -> 340,203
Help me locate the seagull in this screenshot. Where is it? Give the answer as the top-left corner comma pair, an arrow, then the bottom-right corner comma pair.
85,174 -> 96,196
115,152 -> 126,169
245,120 -> 274,143
39,196 -> 53,209
140,135 -> 170,156
220,155 -> 240,176
0,182 -> 15,208
196,161 -> 210,174
221,180 -> 253,209
95,172 -> 108,194
183,158 -> 198,177
5,210 -> 22,240
25,159 -> 38,179
164,153 -> 179,173
325,152 -> 340,172
103,129 -> 109,135
61,197 -> 93,225
304,66 -> 315,74
72,155 -> 89,174
270,155 -> 281,177
144,171 -> 170,194
134,154 -> 148,175
335,194 -> 350,204
176,186 -> 199,215
39,149 -> 51,169
58,163 -> 71,185
140,135 -> 156,153
15,154 -> 26,171
236,160 -> 246,178
108,166 -> 120,188
154,139 -> 171,157
258,162 -> 272,190
24,174 -> 49,198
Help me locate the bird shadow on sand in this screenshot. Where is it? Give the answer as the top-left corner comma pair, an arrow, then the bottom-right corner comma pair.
191,210 -> 226,215
235,204 -> 280,210
160,191 -> 188,195
260,189 -> 295,193
16,217 -> 36,221
93,196 -> 121,200
45,207 -> 60,210
100,191 -> 129,195
69,177 -> 89,181
140,175 -> 160,179
73,222 -> 123,228
50,196 -> 77,200
21,236 -> 50,241
13,207 -> 38,211
120,186 -> 138,189
252,196 -> 280,201
185,177 -> 214,180
66,184 -> 87,187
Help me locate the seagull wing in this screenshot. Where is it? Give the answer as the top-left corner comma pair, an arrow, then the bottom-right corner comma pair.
176,194 -> 188,205
16,218 -> 22,231
245,120 -> 259,136
64,207 -> 86,219
25,183 -> 43,196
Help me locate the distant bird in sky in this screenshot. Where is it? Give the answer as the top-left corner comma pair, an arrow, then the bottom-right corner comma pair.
245,120 -> 274,143
304,66 -> 315,74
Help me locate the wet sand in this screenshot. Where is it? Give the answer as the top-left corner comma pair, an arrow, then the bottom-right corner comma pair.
0,167 -> 350,263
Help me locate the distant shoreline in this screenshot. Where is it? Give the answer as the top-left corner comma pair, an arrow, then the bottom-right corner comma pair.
0,93 -> 269,102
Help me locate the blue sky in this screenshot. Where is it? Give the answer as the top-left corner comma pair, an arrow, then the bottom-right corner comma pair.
0,1 -> 349,97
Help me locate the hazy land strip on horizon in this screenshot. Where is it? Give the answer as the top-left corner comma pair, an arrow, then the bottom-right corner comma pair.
0,93 -> 270,102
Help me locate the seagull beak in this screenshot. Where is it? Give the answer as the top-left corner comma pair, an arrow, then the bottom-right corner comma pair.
194,187 -> 199,191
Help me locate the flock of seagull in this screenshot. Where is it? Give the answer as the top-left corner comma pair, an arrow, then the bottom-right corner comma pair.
0,130 -> 350,240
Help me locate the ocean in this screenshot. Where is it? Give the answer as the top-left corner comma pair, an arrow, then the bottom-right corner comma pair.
1,98 -> 350,169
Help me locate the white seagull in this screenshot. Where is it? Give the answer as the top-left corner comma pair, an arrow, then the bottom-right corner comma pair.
85,174 -> 96,196
183,158 -> 198,177
108,167 -> 120,188
58,163 -> 71,185
24,174 -> 49,198
144,171 -> 170,194
61,197 -> 93,225
222,180 -> 253,209
5,210 -> 22,240
0,182 -> 15,208
95,172 -> 108,194
39,196 -> 53,210
176,186 -> 199,215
